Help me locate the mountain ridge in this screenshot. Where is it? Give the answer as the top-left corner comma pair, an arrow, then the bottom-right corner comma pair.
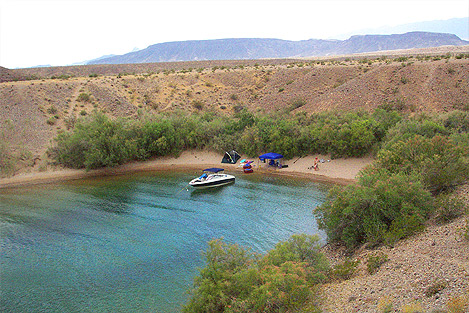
334,17 -> 469,40
88,32 -> 469,65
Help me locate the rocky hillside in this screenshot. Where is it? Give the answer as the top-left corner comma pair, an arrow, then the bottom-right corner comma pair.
1,49 -> 468,159
87,32 -> 469,65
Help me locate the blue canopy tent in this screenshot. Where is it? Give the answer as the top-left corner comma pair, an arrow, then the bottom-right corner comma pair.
259,152 -> 284,161
258,153 -> 287,168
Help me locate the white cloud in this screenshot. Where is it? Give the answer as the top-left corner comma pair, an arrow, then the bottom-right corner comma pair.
1,0 -> 468,68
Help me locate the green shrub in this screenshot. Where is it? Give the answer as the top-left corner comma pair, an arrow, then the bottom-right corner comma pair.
377,135 -> 469,194
76,92 -> 91,102
49,109 -> 401,169
366,252 -> 388,274
0,140 -> 15,177
328,258 -> 361,281
434,193 -> 467,224
261,234 -> 329,281
49,112 -> 136,169
192,100 -> 204,110
47,117 -> 57,125
384,213 -> 425,247
47,105 -> 58,114
183,235 -> 327,313
315,170 -> 434,250
382,118 -> 448,148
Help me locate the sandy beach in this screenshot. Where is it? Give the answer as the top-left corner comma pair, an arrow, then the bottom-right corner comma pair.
0,151 -> 373,189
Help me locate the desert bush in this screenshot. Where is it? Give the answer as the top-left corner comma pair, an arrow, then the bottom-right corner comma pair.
183,235 -> 327,313
440,110 -> 469,134
366,252 -> 388,274
47,105 -> 58,114
76,92 -> 91,102
377,135 -> 469,194
192,100 -> 204,110
314,169 -> 434,250
47,116 -> 57,125
377,298 -> 394,313
434,193 -> 467,224
401,302 -> 424,313
290,98 -> 306,110
328,258 -> 360,281
50,112 -> 135,169
0,140 -> 15,177
424,279 -> 447,297
64,115 -> 77,130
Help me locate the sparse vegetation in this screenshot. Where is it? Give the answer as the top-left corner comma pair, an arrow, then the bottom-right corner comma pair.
425,279 -> 447,297
47,116 -> 58,125
366,252 -> 388,274
0,140 -> 15,177
76,92 -> 91,102
192,100 -> 204,110
434,193 -> 467,224
328,258 -> 360,281
47,105 -> 58,115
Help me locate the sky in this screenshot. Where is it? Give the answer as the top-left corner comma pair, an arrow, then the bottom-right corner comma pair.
1,0 -> 468,68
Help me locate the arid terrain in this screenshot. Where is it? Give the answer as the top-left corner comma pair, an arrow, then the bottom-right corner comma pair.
1,46 -> 469,312
2,46 -> 468,161
321,187 -> 469,313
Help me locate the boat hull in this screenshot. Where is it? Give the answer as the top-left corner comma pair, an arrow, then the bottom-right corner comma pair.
189,176 -> 235,189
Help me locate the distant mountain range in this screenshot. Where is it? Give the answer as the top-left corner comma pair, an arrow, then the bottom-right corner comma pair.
334,17 -> 469,40
88,31 -> 468,65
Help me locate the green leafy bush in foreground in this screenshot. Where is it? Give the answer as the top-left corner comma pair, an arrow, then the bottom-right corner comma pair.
314,169 -> 434,250
183,234 -> 328,313
315,111 -> 469,250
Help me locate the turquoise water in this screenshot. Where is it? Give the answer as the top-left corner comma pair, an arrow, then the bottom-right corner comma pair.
0,171 -> 329,312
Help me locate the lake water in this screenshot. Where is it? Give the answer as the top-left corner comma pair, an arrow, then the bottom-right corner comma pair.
0,170 -> 330,312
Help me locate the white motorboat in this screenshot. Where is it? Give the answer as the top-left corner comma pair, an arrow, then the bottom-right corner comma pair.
189,168 -> 235,189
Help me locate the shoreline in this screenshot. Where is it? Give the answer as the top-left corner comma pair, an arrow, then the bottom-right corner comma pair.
0,151 -> 373,189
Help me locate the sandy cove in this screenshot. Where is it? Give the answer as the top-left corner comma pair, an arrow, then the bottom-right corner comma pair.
0,151 -> 373,189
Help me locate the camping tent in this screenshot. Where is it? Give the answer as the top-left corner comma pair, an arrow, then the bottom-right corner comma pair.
259,152 -> 286,168
258,152 -> 284,161
221,150 -> 241,164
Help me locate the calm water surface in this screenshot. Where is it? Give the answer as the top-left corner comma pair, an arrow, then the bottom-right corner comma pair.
0,170 -> 330,312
